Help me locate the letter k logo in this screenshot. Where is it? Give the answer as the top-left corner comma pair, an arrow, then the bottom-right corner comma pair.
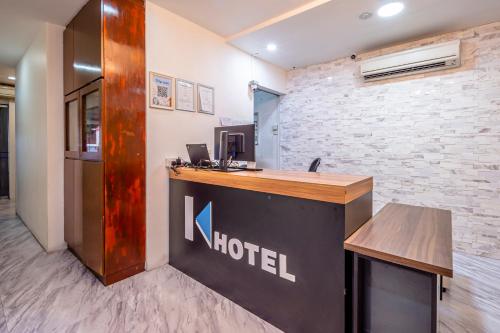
195,202 -> 212,248
184,196 -> 212,248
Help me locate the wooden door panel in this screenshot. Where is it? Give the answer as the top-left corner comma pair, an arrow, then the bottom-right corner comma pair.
82,160 -> 104,276
0,155 -> 8,198
64,159 -> 76,249
0,106 -> 8,197
73,160 -> 84,258
102,0 -> 146,277
73,0 -> 102,89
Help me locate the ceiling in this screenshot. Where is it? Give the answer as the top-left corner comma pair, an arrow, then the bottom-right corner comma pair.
234,0 -> 500,69
2,0 -> 499,72
149,0 -> 314,37
230,0 -> 500,69
153,0 -> 500,69
0,0 -> 86,68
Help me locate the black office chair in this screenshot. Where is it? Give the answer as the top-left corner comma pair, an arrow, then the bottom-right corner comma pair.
308,158 -> 321,172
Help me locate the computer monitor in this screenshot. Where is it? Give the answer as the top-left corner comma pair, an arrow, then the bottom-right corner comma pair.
214,124 -> 255,162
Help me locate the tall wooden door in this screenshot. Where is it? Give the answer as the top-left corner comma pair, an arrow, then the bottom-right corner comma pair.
0,104 -> 9,198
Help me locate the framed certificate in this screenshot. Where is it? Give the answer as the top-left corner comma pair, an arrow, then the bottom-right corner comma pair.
176,79 -> 196,112
197,84 -> 215,115
149,72 -> 174,110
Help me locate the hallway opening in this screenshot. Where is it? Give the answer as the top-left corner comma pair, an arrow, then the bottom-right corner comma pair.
253,88 -> 282,169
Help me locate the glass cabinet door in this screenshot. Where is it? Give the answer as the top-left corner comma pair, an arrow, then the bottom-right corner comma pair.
80,80 -> 102,160
65,92 -> 80,159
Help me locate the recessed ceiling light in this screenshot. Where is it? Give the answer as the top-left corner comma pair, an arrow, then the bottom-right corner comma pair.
266,43 -> 277,52
359,12 -> 372,20
8,76 -> 15,81
377,2 -> 404,18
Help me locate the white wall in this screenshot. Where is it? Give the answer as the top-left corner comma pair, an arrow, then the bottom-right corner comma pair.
145,1 -> 286,269
8,100 -> 15,200
281,22 -> 500,259
45,23 -> 65,251
16,22 -> 65,252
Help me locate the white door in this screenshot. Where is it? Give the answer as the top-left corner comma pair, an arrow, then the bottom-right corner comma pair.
254,90 -> 280,169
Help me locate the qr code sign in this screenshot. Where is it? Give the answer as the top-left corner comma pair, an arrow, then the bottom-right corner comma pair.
157,86 -> 169,98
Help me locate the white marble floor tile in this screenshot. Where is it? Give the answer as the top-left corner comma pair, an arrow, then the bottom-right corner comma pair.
114,266 -> 281,333
3,257 -> 121,333
0,300 -> 7,333
64,299 -> 131,333
1,198 -> 499,333
438,252 -> 500,333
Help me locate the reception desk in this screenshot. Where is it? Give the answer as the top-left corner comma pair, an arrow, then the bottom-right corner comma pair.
169,168 -> 373,333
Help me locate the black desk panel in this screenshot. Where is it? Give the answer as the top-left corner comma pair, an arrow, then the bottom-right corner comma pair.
170,179 -> 356,333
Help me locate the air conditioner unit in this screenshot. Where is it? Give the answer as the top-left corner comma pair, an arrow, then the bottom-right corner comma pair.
360,40 -> 461,82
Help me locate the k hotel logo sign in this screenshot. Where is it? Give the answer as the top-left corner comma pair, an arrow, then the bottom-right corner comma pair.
184,196 -> 296,282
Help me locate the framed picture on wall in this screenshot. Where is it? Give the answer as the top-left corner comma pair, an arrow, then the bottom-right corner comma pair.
149,72 -> 175,110
197,84 -> 215,115
175,79 -> 196,112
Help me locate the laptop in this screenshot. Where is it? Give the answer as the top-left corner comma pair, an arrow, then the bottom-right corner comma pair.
186,144 -> 211,166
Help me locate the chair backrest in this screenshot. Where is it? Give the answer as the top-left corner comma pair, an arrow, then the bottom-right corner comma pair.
308,158 -> 321,172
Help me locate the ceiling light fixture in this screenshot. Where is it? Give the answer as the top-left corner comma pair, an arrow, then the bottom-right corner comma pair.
266,43 -> 277,52
8,76 -> 15,81
377,2 -> 404,18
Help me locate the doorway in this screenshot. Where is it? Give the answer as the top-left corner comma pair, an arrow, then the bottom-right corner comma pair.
0,103 -> 9,197
253,89 -> 281,169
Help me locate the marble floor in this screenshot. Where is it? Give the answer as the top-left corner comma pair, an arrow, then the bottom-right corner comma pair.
0,199 -> 499,333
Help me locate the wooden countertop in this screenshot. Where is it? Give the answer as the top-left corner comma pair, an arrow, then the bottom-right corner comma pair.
345,203 -> 453,277
169,167 -> 372,204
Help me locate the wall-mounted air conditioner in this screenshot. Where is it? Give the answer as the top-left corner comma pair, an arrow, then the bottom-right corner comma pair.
360,40 -> 461,82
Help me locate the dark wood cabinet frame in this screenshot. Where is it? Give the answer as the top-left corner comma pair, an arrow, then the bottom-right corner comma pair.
64,91 -> 80,159
80,80 -> 103,161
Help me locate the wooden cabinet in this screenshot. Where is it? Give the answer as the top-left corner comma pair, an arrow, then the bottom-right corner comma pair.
63,0 -> 145,285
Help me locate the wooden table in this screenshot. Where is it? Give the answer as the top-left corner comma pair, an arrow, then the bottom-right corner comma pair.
345,203 -> 453,333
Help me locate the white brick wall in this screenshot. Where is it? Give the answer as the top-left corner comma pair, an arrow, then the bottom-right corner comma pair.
280,22 -> 500,259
